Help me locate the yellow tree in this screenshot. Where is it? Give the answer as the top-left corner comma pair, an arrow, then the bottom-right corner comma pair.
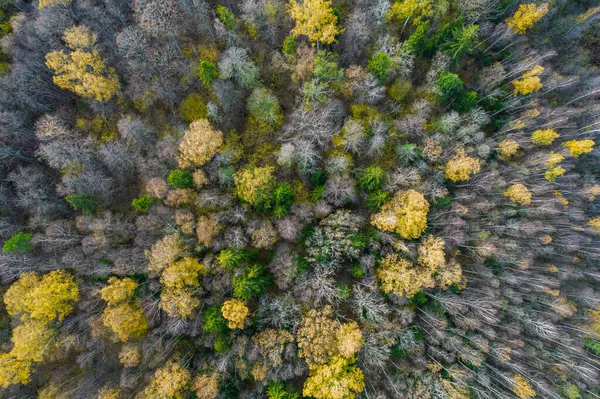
302,356 -> 365,399
513,65 -> 544,96
39,0 -> 71,8
160,257 -> 207,318
510,374 -> 536,399
444,149 -> 481,182
287,0 -> 343,45
504,184 -> 532,205
221,299 -> 249,329
178,119 -> 224,168
46,26 -> 120,101
497,140 -> 520,161
563,139 -> 595,157
531,129 -> 559,145
506,3 -> 549,34
137,361 -> 191,399
371,189 -> 430,239
193,373 -> 220,399
386,0 -> 434,26
101,278 -> 148,342
4,270 -> 79,324
234,166 -> 276,207
0,270 -> 79,387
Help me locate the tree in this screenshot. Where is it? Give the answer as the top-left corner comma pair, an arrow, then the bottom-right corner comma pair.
386,0 -> 434,26
197,61 -> 219,89
444,149 -> 481,182
531,129 -> 559,145
160,257 -> 207,318
221,299 -> 249,329
367,52 -> 391,84
506,3 -> 549,34
564,139 -> 595,157
497,140 -> 519,160
178,119 -> 223,168
302,356 -> 364,399
4,270 -> 79,324
287,0 -> 343,45
137,361 -> 191,399
101,277 -> 148,342
168,170 -> 195,189
39,0 -> 72,7
147,234 -> 188,273
219,47 -> 259,89
234,166 -> 276,207
371,190 -> 429,239
194,373 -> 220,399
510,374 -> 536,399
252,328 -> 294,367
177,93 -> 208,123
0,271 -> 79,388
504,184 -> 532,205
2,232 -> 34,254
65,194 -> 99,216
437,72 -> 463,104
247,87 -> 284,133
513,65 -> 544,96
445,24 -> 479,60
46,26 -> 120,101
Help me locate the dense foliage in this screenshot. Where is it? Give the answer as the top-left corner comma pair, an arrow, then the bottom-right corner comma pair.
0,0 -> 598,398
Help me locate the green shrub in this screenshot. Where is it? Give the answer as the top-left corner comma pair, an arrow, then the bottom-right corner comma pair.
167,170 -> 194,189
131,196 -> 156,213
2,232 -> 33,254
66,194 -> 98,215
177,93 -> 207,123
351,263 -> 364,278
367,190 -> 389,210
197,60 -> 219,88
367,52 -> 391,84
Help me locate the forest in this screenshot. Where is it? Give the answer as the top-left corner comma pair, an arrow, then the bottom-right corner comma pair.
0,0 -> 598,398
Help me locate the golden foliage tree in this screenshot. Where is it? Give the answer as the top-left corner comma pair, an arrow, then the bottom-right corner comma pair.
302,355 -> 365,399
444,149 -> 481,182
506,3 -> 549,34
221,299 -> 249,329
177,119 -> 223,168
563,139 -> 595,157
386,0 -> 434,26
0,270 -> 79,387
504,184 -> 532,205
531,129 -> 559,146
497,140 -> 520,161
371,189 -> 430,240
252,328 -> 294,367
287,0 -> 343,45
45,26 -> 120,101
377,238 -> 463,299
234,166 -> 276,207
513,65 -> 544,96
39,0 -> 72,8
4,270 -> 79,324
193,373 -> 219,399
147,234 -> 188,274
160,257 -> 207,318
137,361 -> 191,399
510,374 -> 536,399
101,278 -> 148,342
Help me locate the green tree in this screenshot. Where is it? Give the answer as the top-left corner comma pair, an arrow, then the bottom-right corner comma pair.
65,194 -> 99,215
358,166 -> 384,192
247,87 -> 284,133
167,170 -> 194,189
197,61 -> 219,89
2,232 -> 34,254
437,72 -> 464,104
217,6 -> 238,30
445,24 -> 479,60
367,52 -> 391,84
177,93 -> 207,123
